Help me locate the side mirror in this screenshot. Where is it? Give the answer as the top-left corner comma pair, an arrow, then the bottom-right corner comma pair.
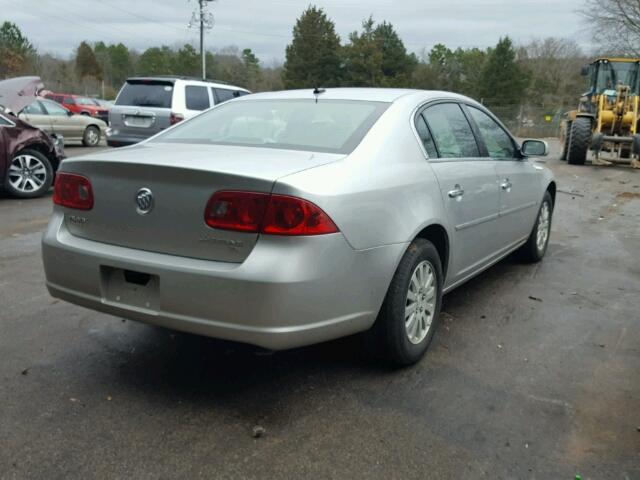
580,65 -> 590,76
67,110 -> 74,116
521,139 -> 548,157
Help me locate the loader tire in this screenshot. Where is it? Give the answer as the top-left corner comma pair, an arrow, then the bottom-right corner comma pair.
559,120 -> 571,161
567,117 -> 591,165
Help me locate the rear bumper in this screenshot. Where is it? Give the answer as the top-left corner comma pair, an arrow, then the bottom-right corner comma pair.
42,212 -> 406,350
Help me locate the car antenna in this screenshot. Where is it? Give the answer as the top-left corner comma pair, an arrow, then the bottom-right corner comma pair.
313,87 -> 325,103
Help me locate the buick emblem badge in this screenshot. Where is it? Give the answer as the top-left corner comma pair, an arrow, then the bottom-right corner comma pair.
135,188 -> 154,215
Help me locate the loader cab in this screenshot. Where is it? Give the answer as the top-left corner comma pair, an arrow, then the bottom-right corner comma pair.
583,58 -> 640,96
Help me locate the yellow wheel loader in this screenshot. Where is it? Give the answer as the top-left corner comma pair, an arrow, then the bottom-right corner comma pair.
560,57 -> 640,168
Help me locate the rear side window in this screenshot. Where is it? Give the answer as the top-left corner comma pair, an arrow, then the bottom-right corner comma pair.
185,85 -> 210,111
467,107 -> 515,159
213,88 -> 237,104
115,81 -> 174,108
54,96 -> 63,103
422,103 -> 479,158
415,114 -> 438,158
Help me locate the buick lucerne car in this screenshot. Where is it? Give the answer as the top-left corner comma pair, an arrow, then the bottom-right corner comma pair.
42,88 -> 555,365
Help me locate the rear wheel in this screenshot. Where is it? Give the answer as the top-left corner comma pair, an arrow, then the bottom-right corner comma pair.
567,117 -> 591,165
519,191 -> 553,263
365,238 -> 443,365
4,149 -> 53,198
83,125 -> 100,147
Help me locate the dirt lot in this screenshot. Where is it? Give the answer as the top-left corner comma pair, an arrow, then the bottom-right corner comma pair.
0,142 -> 638,479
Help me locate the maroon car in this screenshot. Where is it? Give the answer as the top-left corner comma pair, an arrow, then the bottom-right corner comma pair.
0,77 -> 65,198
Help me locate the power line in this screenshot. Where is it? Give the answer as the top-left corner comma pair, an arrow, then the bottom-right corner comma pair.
98,0 -> 190,33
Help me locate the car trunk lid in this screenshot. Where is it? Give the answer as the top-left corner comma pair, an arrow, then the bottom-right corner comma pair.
60,143 -> 343,263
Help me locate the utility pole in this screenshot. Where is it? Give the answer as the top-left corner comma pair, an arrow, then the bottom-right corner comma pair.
189,0 -> 214,80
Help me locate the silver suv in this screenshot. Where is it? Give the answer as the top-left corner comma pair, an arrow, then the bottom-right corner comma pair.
107,76 -> 250,147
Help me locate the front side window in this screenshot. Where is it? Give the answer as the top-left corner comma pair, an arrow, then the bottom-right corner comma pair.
63,97 -> 74,105
185,86 -> 210,111
0,114 -> 13,126
22,101 -> 45,115
468,107 -> 515,159
152,99 -> 389,154
42,100 -> 70,116
422,103 -> 479,158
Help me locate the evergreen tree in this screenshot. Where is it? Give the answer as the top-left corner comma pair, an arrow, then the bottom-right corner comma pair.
343,17 -> 416,87
0,21 -> 37,77
478,37 -> 529,107
174,44 -> 199,77
75,41 -> 102,80
137,46 -> 174,75
283,6 -> 342,88
242,48 -> 261,90
342,17 -> 383,86
374,21 -> 416,84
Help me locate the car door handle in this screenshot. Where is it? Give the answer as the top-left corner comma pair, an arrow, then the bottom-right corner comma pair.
500,179 -> 512,191
448,185 -> 464,198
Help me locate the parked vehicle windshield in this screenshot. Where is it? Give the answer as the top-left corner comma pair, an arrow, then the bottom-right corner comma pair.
152,99 -> 389,154
115,80 -> 173,108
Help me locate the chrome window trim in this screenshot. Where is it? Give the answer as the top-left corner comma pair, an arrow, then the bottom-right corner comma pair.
0,112 -> 16,127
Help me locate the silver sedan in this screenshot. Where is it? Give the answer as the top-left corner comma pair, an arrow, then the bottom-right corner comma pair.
42,88 -> 555,365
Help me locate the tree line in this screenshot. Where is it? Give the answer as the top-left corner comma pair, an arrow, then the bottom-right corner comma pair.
0,4 -> 614,115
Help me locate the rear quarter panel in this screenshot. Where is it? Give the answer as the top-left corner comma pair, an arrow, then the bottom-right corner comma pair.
274,99 -> 452,252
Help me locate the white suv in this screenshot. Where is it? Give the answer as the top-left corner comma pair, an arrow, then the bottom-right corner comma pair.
107,76 -> 250,147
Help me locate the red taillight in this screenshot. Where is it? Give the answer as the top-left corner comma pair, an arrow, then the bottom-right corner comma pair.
262,195 -> 338,235
204,191 -> 338,236
170,112 -> 184,125
53,173 -> 93,210
204,191 -> 270,232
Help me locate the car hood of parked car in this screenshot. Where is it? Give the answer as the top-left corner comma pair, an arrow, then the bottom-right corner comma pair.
0,76 -> 44,114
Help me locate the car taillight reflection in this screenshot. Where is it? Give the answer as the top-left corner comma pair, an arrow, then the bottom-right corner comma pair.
53,172 -> 94,210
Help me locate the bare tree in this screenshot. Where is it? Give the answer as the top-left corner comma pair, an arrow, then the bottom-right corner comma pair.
582,0 -> 640,54
518,38 -> 588,107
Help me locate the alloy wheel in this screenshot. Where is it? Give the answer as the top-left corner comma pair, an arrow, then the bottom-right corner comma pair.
8,154 -> 47,193
405,260 -> 436,345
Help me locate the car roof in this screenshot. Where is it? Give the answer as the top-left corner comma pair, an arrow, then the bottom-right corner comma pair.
236,88 -> 475,104
125,76 -> 249,91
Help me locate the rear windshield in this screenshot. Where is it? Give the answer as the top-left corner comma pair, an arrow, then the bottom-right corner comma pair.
115,80 -> 173,108
152,99 -> 389,154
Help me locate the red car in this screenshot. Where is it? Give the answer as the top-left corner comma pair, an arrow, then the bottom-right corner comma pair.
45,93 -> 109,124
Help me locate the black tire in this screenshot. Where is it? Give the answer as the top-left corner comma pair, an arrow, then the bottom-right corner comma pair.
566,117 -> 591,165
632,134 -> 640,156
82,125 -> 100,147
4,148 -> 53,199
364,238 -> 443,365
559,120 -> 571,161
519,191 -> 553,263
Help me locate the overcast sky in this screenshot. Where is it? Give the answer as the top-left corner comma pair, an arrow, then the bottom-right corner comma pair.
1,0 -> 590,64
